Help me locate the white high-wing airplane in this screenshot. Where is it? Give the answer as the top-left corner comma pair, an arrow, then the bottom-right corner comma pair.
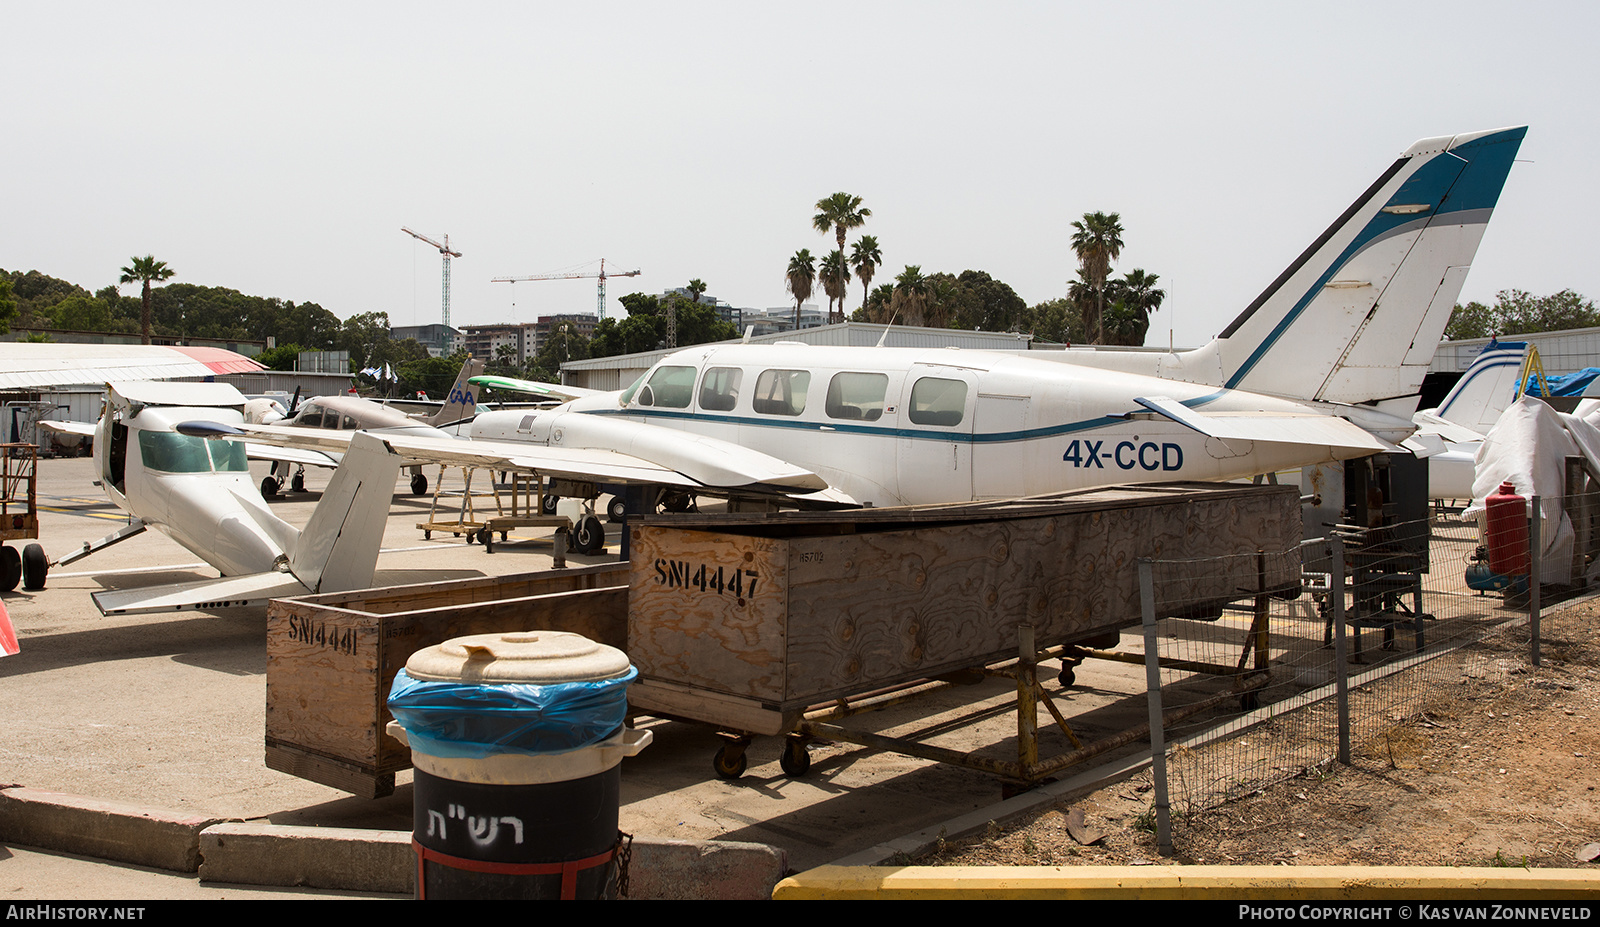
216,128 -> 1526,529
45,374 -> 833,613
1411,339 -> 1535,501
40,381 -> 407,614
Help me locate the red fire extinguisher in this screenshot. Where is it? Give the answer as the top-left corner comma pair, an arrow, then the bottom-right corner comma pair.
1486,480 -> 1531,575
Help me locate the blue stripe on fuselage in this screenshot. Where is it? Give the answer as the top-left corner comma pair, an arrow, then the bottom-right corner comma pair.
587,406 -> 1138,445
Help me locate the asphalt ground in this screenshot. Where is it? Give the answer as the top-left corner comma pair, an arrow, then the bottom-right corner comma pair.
0,455 -> 1172,898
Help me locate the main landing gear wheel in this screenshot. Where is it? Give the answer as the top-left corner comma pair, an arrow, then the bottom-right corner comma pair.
260,476 -> 280,499
574,515 -> 605,555
541,494 -> 560,515
0,546 -> 20,592
659,491 -> 696,513
780,738 -> 811,777
607,496 -> 626,522
291,471 -> 306,494
411,473 -> 428,496
22,543 -> 47,591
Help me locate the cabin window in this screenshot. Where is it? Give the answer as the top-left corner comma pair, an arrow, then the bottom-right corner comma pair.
698,367 -> 742,412
137,431 -> 250,474
637,365 -> 695,409
908,377 -> 967,427
826,372 -> 888,422
753,369 -> 810,416
298,410 -> 325,427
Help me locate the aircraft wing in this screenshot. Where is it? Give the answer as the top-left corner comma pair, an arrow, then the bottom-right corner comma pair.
469,375 -> 605,402
37,420 -> 96,438
182,421 -> 834,496
0,343 -> 263,389
245,442 -> 341,469
1133,396 -> 1389,453
1411,410 -> 1488,444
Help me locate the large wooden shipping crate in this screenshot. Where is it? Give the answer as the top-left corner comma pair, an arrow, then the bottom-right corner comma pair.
265,563 -> 629,797
626,483 -> 1301,734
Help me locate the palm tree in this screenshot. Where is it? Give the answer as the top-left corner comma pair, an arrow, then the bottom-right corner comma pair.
819,250 -> 850,324
1102,268 -> 1165,346
849,235 -> 882,318
785,249 -> 816,331
687,279 -> 707,303
813,194 -> 871,319
889,265 -> 933,327
119,255 -> 175,345
1070,212 -> 1124,344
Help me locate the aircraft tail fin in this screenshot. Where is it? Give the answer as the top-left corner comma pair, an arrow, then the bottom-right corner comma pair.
1427,339 -> 1532,433
287,430 -> 401,594
1173,127 -> 1526,411
426,355 -> 485,428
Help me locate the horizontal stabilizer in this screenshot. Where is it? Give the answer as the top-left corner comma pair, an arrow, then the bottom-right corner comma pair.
1411,410 -> 1488,444
1134,396 -> 1388,453
92,571 -> 313,616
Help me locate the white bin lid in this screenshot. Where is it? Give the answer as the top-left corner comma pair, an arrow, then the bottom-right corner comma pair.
405,630 -> 631,685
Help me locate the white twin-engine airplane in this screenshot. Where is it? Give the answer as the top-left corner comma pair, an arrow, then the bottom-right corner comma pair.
439,125 -> 1526,509
222,126 -> 1527,514
162,126 -> 1521,614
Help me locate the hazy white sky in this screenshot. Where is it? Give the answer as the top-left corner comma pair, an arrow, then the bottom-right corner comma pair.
5,1 -> 1595,345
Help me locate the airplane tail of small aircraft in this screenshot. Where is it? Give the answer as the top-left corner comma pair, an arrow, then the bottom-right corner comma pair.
287,430 -> 402,594
1426,339 -> 1533,434
426,355 -> 485,428
1171,127 -> 1526,414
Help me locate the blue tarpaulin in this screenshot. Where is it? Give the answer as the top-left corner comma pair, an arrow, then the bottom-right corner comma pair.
387,666 -> 637,759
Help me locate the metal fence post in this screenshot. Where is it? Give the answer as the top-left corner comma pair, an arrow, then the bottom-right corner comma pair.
1331,537 -> 1350,766
1530,496 -> 1542,668
1139,558 -> 1172,857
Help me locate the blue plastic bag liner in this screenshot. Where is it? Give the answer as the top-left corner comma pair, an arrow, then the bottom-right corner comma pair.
387,665 -> 637,759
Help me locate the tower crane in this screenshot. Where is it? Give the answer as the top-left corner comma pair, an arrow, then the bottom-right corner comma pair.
490,258 -> 641,322
401,227 -> 462,328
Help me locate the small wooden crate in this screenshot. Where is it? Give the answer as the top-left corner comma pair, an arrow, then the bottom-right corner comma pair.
626,483 -> 1301,735
265,563 -> 630,797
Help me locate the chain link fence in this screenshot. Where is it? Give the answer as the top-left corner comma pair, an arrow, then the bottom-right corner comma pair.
1131,491 -> 1598,854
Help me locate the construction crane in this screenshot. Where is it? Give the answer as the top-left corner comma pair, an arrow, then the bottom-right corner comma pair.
490,258 -> 641,322
401,227 -> 462,328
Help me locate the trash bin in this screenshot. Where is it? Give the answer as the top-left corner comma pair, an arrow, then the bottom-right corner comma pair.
386,630 -> 649,900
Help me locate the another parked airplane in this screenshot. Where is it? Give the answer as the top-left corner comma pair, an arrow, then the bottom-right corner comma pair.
1412,339 -> 1536,501
221,127 -> 1527,521
251,355 -> 487,497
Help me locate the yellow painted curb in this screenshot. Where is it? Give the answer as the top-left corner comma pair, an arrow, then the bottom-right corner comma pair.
773,865 -> 1600,900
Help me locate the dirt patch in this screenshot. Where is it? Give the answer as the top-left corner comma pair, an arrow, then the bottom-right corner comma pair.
922,601 -> 1600,869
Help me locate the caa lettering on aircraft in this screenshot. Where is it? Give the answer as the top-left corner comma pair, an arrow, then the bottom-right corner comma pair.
226,127 -> 1526,513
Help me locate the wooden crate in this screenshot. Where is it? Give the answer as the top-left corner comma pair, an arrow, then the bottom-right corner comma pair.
265,562 -> 630,798
626,483 -> 1301,734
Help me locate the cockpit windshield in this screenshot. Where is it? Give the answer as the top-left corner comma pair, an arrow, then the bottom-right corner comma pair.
137,431 -> 250,474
